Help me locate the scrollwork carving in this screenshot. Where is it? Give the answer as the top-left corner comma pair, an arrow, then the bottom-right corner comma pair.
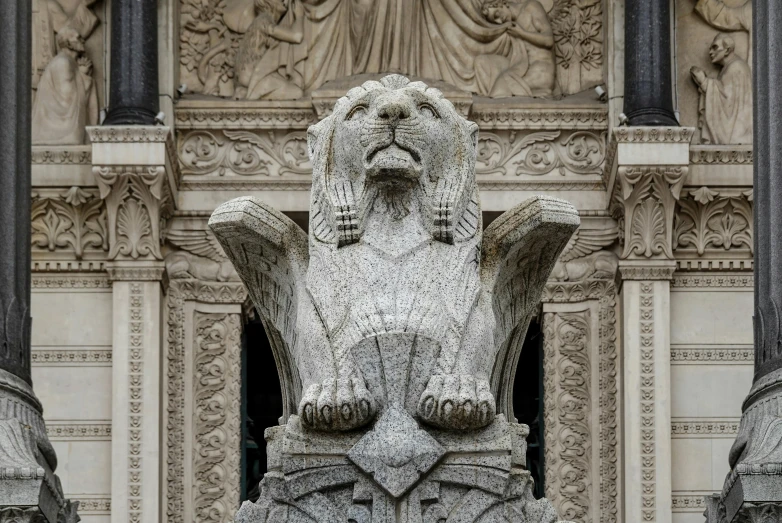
179,130 -> 310,177
543,311 -> 591,522
31,187 -> 108,260
475,130 -> 606,177
193,313 -> 242,523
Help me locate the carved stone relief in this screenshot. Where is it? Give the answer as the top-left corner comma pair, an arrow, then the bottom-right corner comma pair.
550,225 -> 618,281
193,312 -> 242,523
178,0 -> 603,100
540,279 -> 619,523
612,165 -> 687,260
32,0 -> 103,144
165,223 -> 240,282
165,280 -> 247,523
31,186 -> 108,260
676,0 -> 753,142
673,187 -> 753,259
93,166 -> 172,261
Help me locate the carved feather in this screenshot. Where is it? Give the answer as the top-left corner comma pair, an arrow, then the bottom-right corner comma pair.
209,196 -> 315,416
480,196 -> 579,418
166,228 -> 226,262
558,225 -> 619,263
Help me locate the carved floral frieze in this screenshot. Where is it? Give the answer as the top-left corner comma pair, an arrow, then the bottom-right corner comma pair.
31,187 -> 108,260
673,188 -> 753,256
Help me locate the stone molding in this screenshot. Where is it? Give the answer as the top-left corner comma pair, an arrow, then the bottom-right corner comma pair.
31,275 -> 111,288
671,347 -> 754,363
107,266 -> 166,282
671,274 -> 754,288
618,264 -> 677,281
32,350 -> 112,365
88,127 -> 170,143
470,105 -> 608,130
127,282 -> 144,523
46,423 -> 112,440
671,419 -> 741,437
613,127 -> 695,143
31,146 -> 92,165
690,145 -> 753,165
541,279 -> 619,523
672,494 -> 709,512
74,498 -> 111,513
638,281 -> 657,522
165,279 -> 247,523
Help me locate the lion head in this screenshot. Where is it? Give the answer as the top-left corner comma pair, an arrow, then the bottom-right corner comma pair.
307,75 -> 480,247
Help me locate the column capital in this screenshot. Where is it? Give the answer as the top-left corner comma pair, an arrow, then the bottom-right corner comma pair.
88,126 -> 178,262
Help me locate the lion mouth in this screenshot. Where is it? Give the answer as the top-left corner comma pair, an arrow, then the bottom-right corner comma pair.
365,143 -> 422,180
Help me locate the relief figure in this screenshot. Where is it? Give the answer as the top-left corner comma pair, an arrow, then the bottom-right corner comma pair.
694,0 -> 752,63
691,33 -> 752,145
31,26 -> 98,145
474,0 -> 557,97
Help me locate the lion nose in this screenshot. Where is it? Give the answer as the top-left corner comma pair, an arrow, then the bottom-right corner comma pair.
377,98 -> 410,121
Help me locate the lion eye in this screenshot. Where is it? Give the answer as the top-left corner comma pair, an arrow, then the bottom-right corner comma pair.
419,103 -> 439,118
346,105 -> 367,121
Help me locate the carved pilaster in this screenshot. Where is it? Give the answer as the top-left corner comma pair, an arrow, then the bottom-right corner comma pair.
164,280 -> 246,523
541,279 -> 620,523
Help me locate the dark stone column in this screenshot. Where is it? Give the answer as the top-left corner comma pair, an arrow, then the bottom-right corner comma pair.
104,0 -> 160,125
623,0 -> 679,126
708,3 -> 782,522
0,0 -> 32,385
753,0 -> 782,381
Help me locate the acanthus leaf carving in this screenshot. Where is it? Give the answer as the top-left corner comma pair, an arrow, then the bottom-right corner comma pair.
31,187 -> 109,259
617,166 -> 687,260
673,188 -> 753,257
94,166 -> 172,261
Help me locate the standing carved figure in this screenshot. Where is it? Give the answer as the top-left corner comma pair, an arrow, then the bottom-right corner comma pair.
31,26 -> 98,145
211,75 -> 578,523
691,33 -> 753,145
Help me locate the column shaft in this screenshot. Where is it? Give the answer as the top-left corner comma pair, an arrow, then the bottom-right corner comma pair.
104,0 -> 160,125
753,0 -> 782,379
624,0 -> 678,126
0,0 -> 32,384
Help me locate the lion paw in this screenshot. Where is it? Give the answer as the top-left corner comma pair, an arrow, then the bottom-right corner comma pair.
299,377 -> 375,431
417,374 -> 496,430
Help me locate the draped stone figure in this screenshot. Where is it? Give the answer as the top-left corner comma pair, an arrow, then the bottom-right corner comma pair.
210,74 -> 578,523
691,33 -> 752,145
31,26 -> 98,145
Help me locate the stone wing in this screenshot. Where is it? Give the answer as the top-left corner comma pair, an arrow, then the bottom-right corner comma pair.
166,228 -> 226,262
208,196 -> 312,418
558,225 -> 619,262
480,196 -> 579,418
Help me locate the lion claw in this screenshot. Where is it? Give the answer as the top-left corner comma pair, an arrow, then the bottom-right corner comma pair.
417,374 -> 496,430
299,377 -> 375,431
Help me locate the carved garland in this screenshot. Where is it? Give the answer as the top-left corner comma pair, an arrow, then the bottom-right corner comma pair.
166,280 -> 247,523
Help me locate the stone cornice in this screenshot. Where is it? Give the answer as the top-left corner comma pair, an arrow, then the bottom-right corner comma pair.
671,274 -> 753,288
174,101 -> 608,131
87,125 -> 170,143
613,126 -> 695,143
690,145 -> 753,165
618,262 -> 677,281
31,146 -> 92,165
